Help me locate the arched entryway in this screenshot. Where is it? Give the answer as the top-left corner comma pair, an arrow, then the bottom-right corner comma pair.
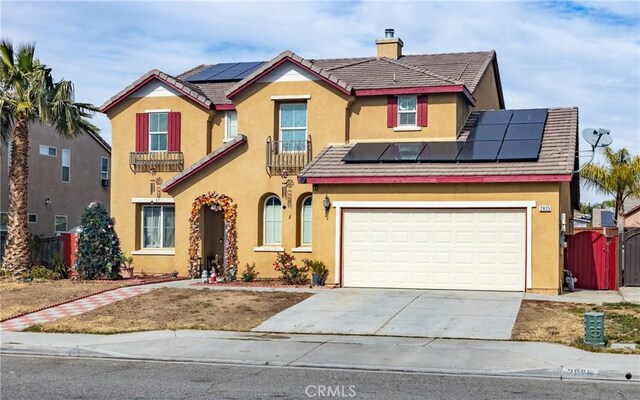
188,192 -> 238,278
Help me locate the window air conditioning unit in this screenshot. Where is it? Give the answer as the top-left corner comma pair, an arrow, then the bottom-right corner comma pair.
101,178 -> 110,188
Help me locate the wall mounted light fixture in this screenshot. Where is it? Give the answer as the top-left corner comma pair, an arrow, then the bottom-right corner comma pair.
323,194 -> 331,219
44,197 -> 52,207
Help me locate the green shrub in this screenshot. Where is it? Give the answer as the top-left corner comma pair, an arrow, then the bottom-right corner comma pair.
241,262 -> 259,282
274,252 -> 308,285
76,202 -> 122,279
302,259 -> 328,276
30,265 -> 62,280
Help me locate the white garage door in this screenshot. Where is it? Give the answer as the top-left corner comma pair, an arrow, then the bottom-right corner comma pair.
342,208 -> 526,291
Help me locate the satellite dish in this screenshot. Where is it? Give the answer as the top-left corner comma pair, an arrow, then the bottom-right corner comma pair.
582,128 -> 613,148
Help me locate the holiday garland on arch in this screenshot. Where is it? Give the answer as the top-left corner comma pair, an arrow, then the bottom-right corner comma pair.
188,192 -> 238,278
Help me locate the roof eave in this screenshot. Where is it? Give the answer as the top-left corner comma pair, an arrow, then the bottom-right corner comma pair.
162,135 -> 247,192
355,85 -> 476,105
100,72 -> 213,114
226,55 -> 353,99
302,174 -> 573,184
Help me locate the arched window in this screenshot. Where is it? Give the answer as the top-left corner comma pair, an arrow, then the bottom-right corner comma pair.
263,196 -> 282,245
301,196 -> 312,245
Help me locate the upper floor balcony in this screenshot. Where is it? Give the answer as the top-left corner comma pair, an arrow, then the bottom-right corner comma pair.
266,136 -> 312,177
129,151 -> 184,173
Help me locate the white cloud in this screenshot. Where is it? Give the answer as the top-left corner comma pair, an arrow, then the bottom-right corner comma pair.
2,0 -> 638,204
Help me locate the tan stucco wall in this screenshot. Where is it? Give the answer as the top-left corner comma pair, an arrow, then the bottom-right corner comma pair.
350,93 -> 461,142
472,63 -> 502,110
312,183 -> 564,294
106,94 -> 215,271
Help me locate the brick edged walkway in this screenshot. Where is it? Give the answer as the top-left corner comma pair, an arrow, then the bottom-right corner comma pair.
0,286 -> 153,332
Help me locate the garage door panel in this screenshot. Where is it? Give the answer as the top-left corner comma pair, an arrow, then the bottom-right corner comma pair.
343,208 -> 525,291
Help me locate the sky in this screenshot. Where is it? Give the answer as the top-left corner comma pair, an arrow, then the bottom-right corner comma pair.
1,0 -> 639,203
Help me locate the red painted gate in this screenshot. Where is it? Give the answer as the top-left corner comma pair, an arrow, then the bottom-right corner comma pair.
566,229 -> 618,290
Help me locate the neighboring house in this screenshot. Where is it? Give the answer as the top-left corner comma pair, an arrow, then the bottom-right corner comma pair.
0,122 -> 111,255
624,197 -> 640,228
573,212 -> 591,228
101,30 -> 579,294
592,208 -> 616,228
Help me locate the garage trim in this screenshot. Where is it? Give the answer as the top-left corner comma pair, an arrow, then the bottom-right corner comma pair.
333,201 -> 536,290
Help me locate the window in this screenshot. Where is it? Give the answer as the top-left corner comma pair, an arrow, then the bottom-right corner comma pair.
263,196 -> 282,245
39,145 -> 57,157
301,196 -> 312,245
148,112 -> 168,152
142,205 -> 175,248
55,215 -> 68,234
61,149 -> 70,182
225,111 -> 238,141
101,157 -> 109,180
28,213 -> 38,224
279,103 -> 307,152
0,212 -> 7,233
397,95 -> 417,126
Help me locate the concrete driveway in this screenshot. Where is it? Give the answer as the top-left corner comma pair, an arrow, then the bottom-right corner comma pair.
253,289 -> 524,340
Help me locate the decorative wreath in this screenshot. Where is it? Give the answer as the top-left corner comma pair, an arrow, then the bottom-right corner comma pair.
188,192 -> 238,278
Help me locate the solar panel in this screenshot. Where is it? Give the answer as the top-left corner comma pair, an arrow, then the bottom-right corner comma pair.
467,124 -> 508,141
504,123 -> 545,141
342,143 -> 390,163
185,62 -> 265,82
418,142 -> 464,162
510,109 -> 548,124
214,62 -> 265,80
497,139 -> 542,161
379,142 -> 426,162
476,110 -> 513,125
456,140 -> 502,161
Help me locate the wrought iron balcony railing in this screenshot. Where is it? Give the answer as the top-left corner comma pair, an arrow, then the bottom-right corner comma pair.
266,136 -> 312,177
129,152 -> 184,173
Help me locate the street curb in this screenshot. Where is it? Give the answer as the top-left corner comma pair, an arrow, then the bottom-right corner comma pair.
1,345 -> 636,383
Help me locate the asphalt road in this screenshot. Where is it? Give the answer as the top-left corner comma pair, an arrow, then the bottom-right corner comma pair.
1,355 -> 637,400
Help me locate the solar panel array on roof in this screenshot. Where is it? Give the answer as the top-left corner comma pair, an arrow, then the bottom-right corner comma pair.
341,109 -> 548,164
186,61 -> 266,82
342,143 -> 390,163
379,142 -> 426,162
418,142 -> 463,162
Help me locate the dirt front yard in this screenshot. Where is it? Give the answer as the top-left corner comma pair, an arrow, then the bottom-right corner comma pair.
26,288 -> 311,334
0,280 -> 125,320
512,300 -> 640,354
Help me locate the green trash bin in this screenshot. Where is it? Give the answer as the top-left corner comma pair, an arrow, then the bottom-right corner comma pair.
584,312 -> 605,346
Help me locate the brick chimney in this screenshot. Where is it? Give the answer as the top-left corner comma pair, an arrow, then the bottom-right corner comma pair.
376,28 -> 403,59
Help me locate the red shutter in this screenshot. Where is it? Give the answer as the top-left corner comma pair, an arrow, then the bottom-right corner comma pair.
168,112 -> 181,152
135,113 -> 149,152
387,96 -> 397,128
417,95 -> 428,127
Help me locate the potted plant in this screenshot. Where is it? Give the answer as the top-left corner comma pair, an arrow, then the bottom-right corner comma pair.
303,259 -> 328,286
120,254 -> 134,279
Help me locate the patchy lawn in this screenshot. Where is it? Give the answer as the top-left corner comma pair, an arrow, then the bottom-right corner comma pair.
26,288 -> 311,334
512,300 -> 640,354
0,280 -> 125,320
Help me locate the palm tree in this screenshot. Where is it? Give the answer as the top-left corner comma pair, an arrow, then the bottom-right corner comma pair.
581,147 -> 640,223
1,40 -> 99,277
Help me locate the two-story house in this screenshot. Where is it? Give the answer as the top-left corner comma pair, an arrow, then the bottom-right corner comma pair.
102,30 -> 578,294
0,122 -> 111,256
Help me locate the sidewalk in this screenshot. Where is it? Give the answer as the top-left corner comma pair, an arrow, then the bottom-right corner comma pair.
1,329 -> 638,382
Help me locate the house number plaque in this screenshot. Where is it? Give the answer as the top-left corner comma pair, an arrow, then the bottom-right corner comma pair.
539,205 -> 552,212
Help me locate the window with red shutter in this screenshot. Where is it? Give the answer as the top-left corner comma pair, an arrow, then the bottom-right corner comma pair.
417,95 -> 428,127
387,96 -> 398,128
135,113 -> 149,152
168,112 -> 181,152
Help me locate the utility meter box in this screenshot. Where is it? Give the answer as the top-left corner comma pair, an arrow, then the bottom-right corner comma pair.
584,312 -> 605,346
